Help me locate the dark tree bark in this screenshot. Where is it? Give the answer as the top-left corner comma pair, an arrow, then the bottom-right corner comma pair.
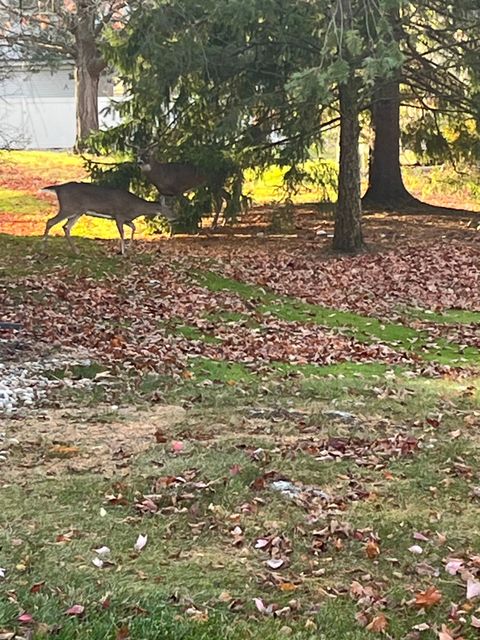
73,0 -> 106,151
361,76 -> 480,224
333,80 -> 365,253
361,76 -> 416,208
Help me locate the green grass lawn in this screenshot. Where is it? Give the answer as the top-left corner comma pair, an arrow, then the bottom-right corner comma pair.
1,152 -> 480,638
1,229 -> 480,639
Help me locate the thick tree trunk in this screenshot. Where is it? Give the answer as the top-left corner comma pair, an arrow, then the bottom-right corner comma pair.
333,81 -> 365,253
73,0 -> 105,151
362,77 -> 415,208
75,60 -> 100,148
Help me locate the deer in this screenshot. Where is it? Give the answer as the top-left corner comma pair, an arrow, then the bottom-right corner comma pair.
41,182 -> 176,255
137,149 -> 231,228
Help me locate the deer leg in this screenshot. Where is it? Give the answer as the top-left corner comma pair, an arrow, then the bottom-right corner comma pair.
125,221 -> 136,248
211,194 -> 223,229
62,214 -> 81,255
115,219 -> 126,256
43,210 -> 69,248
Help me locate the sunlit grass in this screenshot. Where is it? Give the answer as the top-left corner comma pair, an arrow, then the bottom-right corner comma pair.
1,151 -> 480,240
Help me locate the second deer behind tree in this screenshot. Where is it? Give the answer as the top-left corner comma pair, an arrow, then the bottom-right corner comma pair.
138,151 -> 231,227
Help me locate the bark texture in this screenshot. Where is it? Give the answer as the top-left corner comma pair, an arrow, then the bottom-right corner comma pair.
333,81 -> 365,253
362,77 -> 415,208
74,0 -> 105,150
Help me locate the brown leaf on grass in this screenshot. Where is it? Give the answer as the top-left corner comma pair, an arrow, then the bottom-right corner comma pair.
115,626 -> 130,640
29,581 -> 45,593
218,591 -> 233,603
355,611 -> 369,627
365,540 -> 380,559
154,429 -> 167,443
366,614 -> 388,633
414,586 -> 442,608
48,445 -> 80,457
185,607 -> 209,622
55,529 -> 81,543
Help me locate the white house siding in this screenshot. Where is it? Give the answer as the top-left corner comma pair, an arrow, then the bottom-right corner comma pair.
0,67 -> 121,149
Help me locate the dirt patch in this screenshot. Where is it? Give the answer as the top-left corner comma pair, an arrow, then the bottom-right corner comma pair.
2,404 -> 186,480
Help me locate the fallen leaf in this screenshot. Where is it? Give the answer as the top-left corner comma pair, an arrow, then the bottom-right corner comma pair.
466,578 -> 480,600
17,613 -> 33,623
92,557 -> 104,568
409,545 -> 423,555
171,440 -> 184,453
414,586 -> 442,608
185,607 -> 208,622
355,611 -> 369,627
66,604 -> 85,616
438,624 -> 455,640
365,540 -> 380,559
413,532 -> 430,542
48,445 -> 80,457
412,623 -> 430,631
445,559 -> 464,575
254,598 -> 270,615
255,538 -> 270,550
134,534 -> 148,553
115,625 -> 130,640
279,582 -> 297,592
266,558 -> 285,570
29,581 -> 45,593
229,464 -> 242,476
366,613 -> 388,633
95,546 -> 110,557
471,615 -> 480,628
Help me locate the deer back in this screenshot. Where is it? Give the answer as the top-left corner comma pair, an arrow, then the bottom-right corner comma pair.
142,160 -> 207,196
45,182 -> 171,219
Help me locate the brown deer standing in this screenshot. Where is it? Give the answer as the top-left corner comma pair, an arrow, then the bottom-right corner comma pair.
42,182 -> 176,255
138,151 -> 231,227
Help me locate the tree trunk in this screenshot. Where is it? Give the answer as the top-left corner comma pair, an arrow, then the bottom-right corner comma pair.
73,0 -> 105,151
333,81 -> 365,253
74,60 -> 99,149
362,77 -> 415,208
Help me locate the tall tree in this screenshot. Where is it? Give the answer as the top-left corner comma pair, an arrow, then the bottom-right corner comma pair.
332,0 -> 363,251
0,0 -> 125,149
363,1 -> 480,210
97,0 -> 402,252
288,0 -> 402,250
